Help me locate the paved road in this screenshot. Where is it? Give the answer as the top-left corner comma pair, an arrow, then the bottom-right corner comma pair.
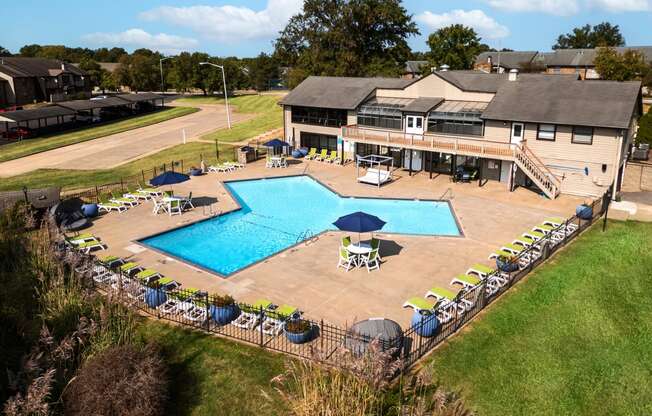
0,104 -> 252,177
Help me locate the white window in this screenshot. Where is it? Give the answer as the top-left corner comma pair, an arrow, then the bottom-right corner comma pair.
572,126 -> 593,145
537,124 -> 556,141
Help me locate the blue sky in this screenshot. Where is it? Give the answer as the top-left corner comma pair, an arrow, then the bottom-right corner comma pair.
3,0 -> 651,57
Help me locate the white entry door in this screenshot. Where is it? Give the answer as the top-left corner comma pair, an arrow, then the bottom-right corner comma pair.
405,115 -> 424,135
510,122 -> 524,145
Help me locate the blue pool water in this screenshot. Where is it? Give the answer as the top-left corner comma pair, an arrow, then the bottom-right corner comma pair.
140,176 -> 460,276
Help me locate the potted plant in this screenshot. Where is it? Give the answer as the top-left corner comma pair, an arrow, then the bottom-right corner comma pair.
284,319 -> 313,344
496,254 -> 519,273
576,200 -> 593,220
145,286 -> 167,308
411,309 -> 439,338
209,294 -> 239,325
189,166 -> 203,176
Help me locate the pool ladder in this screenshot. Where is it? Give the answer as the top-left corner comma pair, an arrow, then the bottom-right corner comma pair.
296,229 -> 318,245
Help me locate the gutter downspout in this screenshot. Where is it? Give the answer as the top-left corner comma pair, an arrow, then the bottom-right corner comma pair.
611,130 -> 625,200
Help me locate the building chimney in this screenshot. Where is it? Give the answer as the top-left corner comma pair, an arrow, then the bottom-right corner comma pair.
508,68 -> 518,81
440,64 -> 450,72
431,66 -> 437,73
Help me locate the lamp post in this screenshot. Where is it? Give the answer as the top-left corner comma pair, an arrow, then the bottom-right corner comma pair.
159,57 -> 172,93
199,62 -> 231,129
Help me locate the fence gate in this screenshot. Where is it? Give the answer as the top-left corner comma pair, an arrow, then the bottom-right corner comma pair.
623,161 -> 652,192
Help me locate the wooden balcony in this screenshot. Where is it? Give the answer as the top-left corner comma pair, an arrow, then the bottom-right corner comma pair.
341,125 -> 517,161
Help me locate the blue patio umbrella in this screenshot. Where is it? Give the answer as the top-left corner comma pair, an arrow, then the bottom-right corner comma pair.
149,171 -> 190,187
333,211 -> 386,241
264,138 -> 290,147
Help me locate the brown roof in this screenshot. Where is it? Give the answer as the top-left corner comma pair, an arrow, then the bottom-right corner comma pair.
279,76 -> 412,110
0,57 -> 85,78
481,78 -> 641,129
0,106 -> 76,122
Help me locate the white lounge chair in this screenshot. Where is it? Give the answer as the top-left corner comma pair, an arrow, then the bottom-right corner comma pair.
337,247 -> 357,271
232,299 -> 273,330
258,305 -> 300,336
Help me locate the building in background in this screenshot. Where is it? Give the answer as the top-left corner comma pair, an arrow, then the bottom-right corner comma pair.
474,51 -> 540,74
402,61 -> 430,79
0,57 -> 90,108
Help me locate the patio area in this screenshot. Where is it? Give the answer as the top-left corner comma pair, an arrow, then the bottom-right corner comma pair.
84,158 -> 584,327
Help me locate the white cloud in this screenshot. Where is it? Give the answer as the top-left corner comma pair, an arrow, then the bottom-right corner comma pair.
417,9 -> 510,39
82,29 -> 198,53
485,0 -> 650,14
485,0 -> 581,15
139,0 -> 303,42
589,0 -> 651,12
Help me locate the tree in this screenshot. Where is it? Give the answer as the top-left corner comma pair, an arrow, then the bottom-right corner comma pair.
274,0 -> 419,85
426,24 -> 483,70
19,44 -> 42,57
637,108 -> 652,145
248,53 -> 279,91
0,46 -> 11,56
594,47 -> 649,81
114,51 -> 161,92
77,58 -> 105,90
553,22 -> 625,49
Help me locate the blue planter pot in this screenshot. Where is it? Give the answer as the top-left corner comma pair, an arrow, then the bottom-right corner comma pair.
496,258 -> 519,273
81,203 -> 99,218
411,311 -> 439,337
576,204 -> 593,220
189,168 -> 203,176
299,147 -> 309,156
145,288 -> 167,308
210,304 -> 239,325
291,149 -> 303,158
284,323 -> 313,344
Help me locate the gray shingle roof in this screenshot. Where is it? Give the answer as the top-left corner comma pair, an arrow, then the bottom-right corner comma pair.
543,46 -> 652,67
403,97 -> 444,113
0,57 -> 85,77
433,71 -> 578,93
404,60 -> 429,74
0,106 -> 76,122
475,51 -> 538,69
56,96 -> 129,111
279,76 -> 412,110
481,78 -> 641,129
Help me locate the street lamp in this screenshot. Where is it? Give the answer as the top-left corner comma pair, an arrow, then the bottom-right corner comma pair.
159,57 -> 173,93
199,62 -> 231,129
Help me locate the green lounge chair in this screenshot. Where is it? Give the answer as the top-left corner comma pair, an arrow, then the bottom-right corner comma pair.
157,277 -> 180,290
233,299 -> 274,329
337,247 -> 357,271
305,148 -> 318,160
65,233 -> 98,244
314,149 -> 328,161
98,196 -> 127,213
513,235 -> 536,247
135,269 -> 161,284
466,263 -> 494,278
119,262 -> 142,276
501,243 -> 525,255
260,304 -> 300,335
110,191 -> 139,207
523,230 -> 545,240
424,287 -> 469,320
99,255 -> 123,266
488,249 -> 515,260
341,236 -> 352,248
137,182 -> 162,197
533,224 -> 554,233
450,274 -> 481,289
71,240 -> 106,253
325,150 -> 340,163
402,297 -> 436,312
124,185 -> 151,200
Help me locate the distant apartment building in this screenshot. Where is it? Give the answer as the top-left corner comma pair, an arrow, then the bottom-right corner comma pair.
402,61 -> 430,79
474,51 -> 541,74
281,69 -> 642,198
0,57 -> 91,108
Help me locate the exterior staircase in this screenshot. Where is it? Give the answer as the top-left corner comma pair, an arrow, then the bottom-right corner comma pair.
514,144 -> 560,199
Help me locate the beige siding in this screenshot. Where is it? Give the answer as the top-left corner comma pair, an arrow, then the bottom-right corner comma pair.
482,120 -> 511,143
376,74 -> 495,102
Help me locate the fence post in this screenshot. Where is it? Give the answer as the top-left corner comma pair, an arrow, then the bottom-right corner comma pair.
154,166 -> 157,177
181,159 -> 184,173
259,305 -> 264,347
204,292 -> 210,332
163,163 -> 166,172
94,185 -> 99,203
418,315 -> 424,355
320,319 -> 324,351
141,170 -> 145,183
120,178 -> 124,192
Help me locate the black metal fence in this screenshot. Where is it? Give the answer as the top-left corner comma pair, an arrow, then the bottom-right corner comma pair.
71,192 -> 608,372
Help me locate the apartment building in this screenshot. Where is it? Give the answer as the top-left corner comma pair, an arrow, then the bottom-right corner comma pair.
280,70 -> 641,198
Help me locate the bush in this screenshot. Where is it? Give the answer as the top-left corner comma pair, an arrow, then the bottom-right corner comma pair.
637,107 -> 652,145
64,344 -> 168,416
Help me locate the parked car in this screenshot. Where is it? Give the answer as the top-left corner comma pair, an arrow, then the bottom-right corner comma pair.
76,111 -> 101,123
2,126 -> 32,140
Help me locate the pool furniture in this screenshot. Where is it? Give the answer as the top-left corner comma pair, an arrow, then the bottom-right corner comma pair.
124,185 -> 151,201
324,150 -> 340,164
402,297 -> 437,313
425,287 -> 473,321
98,196 -> 127,213
265,154 -> 274,168
67,238 -> 106,253
341,235 -> 352,248
291,149 -> 303,158
357,168 -> 391,186
184,304 -> 208,322
361,249 -> 380,272
305,148 -> 318,159
543,217 -> 578,233
337,247 -> 358,271
137,182 -> 163,197
157,277 -> 181,291
466,264 -> 508,287
489,249 -> 517,260
110,192 -> 139,207
181,193 -> 194,210
92,255 -> 124,283
159,288 -> 201,316
65,233 -> 99,245
134,269 -> 161,285
314,149 -> 328,161
119,262 -> 143,277
512,235 -> 538,248
168,198 -> 183,216
451,273 -> 482,289
232,299 -> 274,330
209,164 -> 235,173
370,238 -> 382,261
259,304 -> 300,336
284,320 -> 314,344
346,242 -> 373,268
226,161 -> 244,169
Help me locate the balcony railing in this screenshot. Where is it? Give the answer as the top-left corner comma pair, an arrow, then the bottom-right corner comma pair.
341,125 -> 516,160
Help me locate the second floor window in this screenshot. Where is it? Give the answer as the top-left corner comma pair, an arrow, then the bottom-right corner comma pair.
291,106 -> 347,128
537,124 -> 556,141
572,126 -> 593,144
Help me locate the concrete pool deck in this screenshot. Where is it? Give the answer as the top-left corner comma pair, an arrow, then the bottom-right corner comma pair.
85,159 -> 584,327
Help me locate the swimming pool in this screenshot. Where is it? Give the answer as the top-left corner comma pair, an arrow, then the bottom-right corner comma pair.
140,175 -> 461,276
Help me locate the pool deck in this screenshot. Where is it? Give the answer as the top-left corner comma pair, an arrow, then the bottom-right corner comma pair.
86,159 -> 584,327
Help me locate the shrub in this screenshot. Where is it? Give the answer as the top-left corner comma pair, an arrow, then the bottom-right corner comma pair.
211,293 -> 235,307
285,319 -> 311,334
64,344 -> 168,416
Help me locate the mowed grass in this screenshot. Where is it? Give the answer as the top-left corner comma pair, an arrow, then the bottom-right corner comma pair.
0,106 -> 198,163
425,221 -> 652,416
0,95 -> 282,191
139,321 -> 288,416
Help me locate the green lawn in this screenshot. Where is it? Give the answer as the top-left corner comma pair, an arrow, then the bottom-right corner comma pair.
139,321 -> 288,416
0,95 -> 282,192
0,107 -> 198,163
425,221 -> 652,416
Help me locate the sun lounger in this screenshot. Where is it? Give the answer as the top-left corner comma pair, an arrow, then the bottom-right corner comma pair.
259,304 -> 300,336
137,182 -> 162,197
543,217 -> 578,233
159,288 -> 201,316
425,287 -> 472,319
124,185 -> 151,201
110,192 -> 139,207
305,148 -> 318,160
119,262 -> 143,277
98,196 -> 127,213
450,274 -> 482,289
208,164 -> 235,173
357,168 -> 391,186
232,299 -> 273,330
65,233 -> 99,245
134,269 -> 161,285
68,239 -> 106,253
466,263 -> 508,287
156,277 -> 181,291
324,150 -> 340,164
488,249 -> 516,260
402,297 -> 437,312
314,149 -> 328,161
